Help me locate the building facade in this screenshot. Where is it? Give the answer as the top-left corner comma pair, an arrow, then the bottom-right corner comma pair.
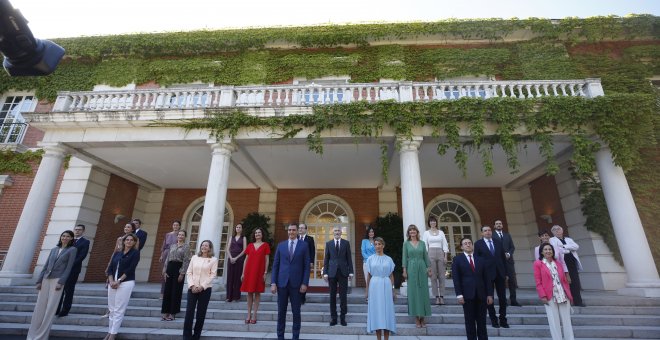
0,17 -> 658,296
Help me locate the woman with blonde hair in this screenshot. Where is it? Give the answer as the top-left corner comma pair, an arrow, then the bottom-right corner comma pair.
402,224 -> 432,328
183,240 -> 218,340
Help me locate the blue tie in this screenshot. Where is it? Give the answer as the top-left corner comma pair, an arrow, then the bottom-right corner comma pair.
289,241 -> 294,260
488,239 -> 494,254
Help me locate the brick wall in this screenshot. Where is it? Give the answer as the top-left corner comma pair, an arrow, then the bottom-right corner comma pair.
275,188 -> 379,287
85,174 -> 139,282
21,126 -> 45,148
147,188 -> 260,282
529,174 -> 567,233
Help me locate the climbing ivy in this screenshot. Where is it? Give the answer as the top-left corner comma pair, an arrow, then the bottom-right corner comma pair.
0,149 -> 44,174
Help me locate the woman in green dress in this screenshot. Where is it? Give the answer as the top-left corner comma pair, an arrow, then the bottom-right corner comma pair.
402,224 -> 432,328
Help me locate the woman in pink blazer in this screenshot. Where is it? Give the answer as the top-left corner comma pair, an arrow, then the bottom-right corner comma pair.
534,242 -> 574,340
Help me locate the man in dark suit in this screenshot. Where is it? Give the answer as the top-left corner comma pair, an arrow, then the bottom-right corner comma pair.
132,218 -> 148,251
493,219 -> 521,307
57,224 -> 90,317
298,223 -> 315,305
452,237 -> 493,340
322,226 -> 354,326
474,225 -> 509,328
271,223 -> 310,340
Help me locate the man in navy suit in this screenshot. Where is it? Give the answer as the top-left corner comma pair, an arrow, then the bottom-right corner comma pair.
271,223 -> 311,340
452,237 -> 493,340
298,223 -> 315,305
132,218 -> 148,251
57,224 -> 90,317
322,226 -> 354,326
474,225 -> 509,328
493,219 -> 521,307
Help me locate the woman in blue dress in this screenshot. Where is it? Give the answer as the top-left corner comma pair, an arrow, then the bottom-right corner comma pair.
366,237 -> 396,340
361,226 -> 376,297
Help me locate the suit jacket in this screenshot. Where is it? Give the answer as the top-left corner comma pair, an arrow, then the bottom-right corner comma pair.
533,259 -> 573,304
38,246 -> 78,285
452,253 -> 493,300
474,237 -> 507,280
71,237 -> 90,273
106,248 -> 141,282
322,238 -> 354,278
136,229 -> 148,251
494,231 -> 515,263
271,239 -> 311,288
300,234 -> 315,266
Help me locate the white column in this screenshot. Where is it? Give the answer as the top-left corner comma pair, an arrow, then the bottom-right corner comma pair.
0,143 -> 66,286
198,140 -> 236,254
398,137 -> 426,237
595,148 -> 660,297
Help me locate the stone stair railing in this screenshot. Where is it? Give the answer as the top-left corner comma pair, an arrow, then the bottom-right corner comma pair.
52,79 -> 604,113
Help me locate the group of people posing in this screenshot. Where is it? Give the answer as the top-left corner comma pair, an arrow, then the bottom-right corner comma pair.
27,216 -> 583,340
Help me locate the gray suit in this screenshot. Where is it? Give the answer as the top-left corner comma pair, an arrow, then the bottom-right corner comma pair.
38,246 -> 77,285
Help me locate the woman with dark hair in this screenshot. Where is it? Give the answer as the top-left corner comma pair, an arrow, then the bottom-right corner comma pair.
402,224 -> 432,328
105,233 -> 140,340
534,242 -> 575,340
225,223 -> 247,302
183,240 -> 218,340
366,237 -> 396,340
102,222 -> 137,318
240,228 -> 270,324
159,220 -> 182,298
27,230 -> 77,340
361,226 -> 376,296
161,230 -> 191,321
422,216 -> 449,305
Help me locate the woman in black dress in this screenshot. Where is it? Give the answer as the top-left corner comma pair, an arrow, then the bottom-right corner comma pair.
225,223 -> 246,302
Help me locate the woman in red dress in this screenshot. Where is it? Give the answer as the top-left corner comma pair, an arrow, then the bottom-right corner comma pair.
240,228 -> 270,324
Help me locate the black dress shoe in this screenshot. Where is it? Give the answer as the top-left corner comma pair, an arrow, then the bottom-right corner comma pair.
510,301 -> 522,307
57,312 -> 68,317
491,319 -> 500,328
499,319 -> 510,328
330,320 -> 337,326
340,319 -> 347,326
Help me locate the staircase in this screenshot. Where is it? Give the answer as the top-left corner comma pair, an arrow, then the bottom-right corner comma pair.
0,283 -> 658,339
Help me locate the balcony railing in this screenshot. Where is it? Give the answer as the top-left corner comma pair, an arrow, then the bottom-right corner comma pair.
0,122 -> 28,145
52,79 -> 603,113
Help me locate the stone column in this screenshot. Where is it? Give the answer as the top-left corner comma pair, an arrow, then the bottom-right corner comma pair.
398,137 -> 426,236
595,148 -> 660,297
197,140 -> 236,254
0,143 -> 67,286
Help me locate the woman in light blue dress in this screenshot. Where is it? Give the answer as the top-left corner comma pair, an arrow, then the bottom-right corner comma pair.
366,237 -> 396,340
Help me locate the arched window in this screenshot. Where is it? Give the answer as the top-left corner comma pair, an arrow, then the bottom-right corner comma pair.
185,201 -> 233,278
300,196 -> 354,284
426,198 -> 478,272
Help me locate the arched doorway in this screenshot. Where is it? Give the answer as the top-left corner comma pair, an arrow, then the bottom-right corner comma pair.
425,196 -> 479,275
300,195 -> 355,286
184,200 -> 233,282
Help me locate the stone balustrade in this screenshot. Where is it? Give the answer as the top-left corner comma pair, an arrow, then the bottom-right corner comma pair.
52,79 -> 603,112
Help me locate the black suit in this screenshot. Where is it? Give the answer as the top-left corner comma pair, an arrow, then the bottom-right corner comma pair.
299,235 -> 315,304
452,253 -> 493,340
494,230 -> 518,304
136,229 -> 148,251
322,238 -> 353,322
57,236 -> 90,315
474,237 -> 508,324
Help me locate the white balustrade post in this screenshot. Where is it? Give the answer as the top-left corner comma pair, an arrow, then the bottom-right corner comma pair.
0,143 -> 67,286
197,140 -> 236,255
218,86 -> 236,107
398,136 -> 426,237
584,78 -> 604,98
595,148 -> 660,297
398,81 -> 413,102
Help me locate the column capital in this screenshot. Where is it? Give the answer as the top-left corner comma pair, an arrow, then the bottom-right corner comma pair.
36,142 -> 67,158
397,136 -> 423,152
207,139 -> 237,156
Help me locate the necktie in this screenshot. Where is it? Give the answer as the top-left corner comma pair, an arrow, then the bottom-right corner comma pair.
289,241 -> 294,260
335,240 -> 339,252
488,239 -> 494,254
469,255 -> 475,272
498,232 -> 503,239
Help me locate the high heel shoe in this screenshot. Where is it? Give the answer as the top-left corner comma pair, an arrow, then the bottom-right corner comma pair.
250,319 -> 257,324
244,319 -> 250,324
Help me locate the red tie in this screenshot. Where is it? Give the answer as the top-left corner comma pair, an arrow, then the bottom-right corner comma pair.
469,255 -> 475,272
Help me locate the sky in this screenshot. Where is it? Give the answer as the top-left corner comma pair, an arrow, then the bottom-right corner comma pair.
7,0 -> 660,39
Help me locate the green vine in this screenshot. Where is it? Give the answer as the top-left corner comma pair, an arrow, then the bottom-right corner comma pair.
0,149 -> 44,174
